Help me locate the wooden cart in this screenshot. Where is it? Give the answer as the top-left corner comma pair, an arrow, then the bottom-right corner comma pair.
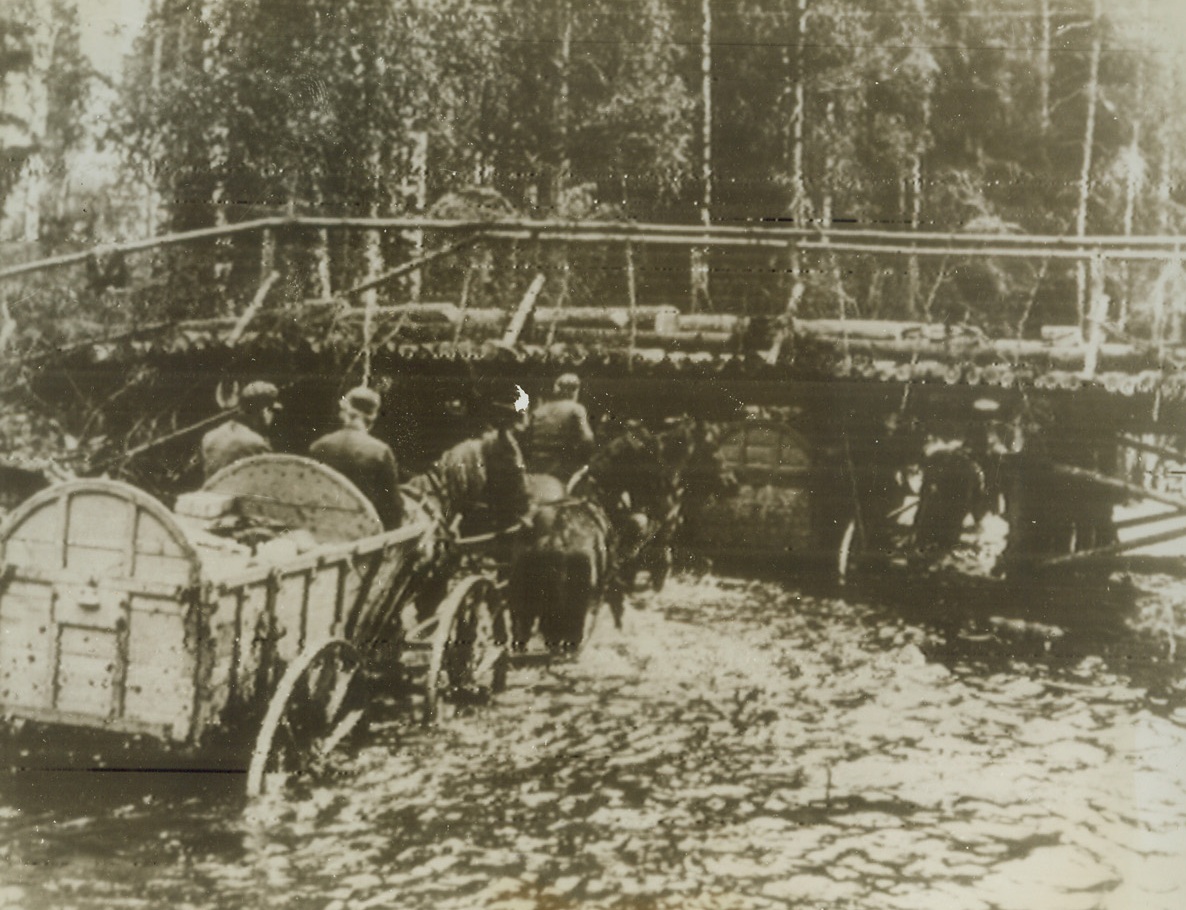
0,455 -> 509,795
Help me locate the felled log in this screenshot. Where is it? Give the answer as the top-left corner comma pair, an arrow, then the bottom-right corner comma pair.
547,325 -> 735,351
795,318 -> 930,340
826,336 -> 1151,371
677,313 -> 741,333
534,305 -> 669,329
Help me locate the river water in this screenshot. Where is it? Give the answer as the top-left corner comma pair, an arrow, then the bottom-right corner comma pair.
1,568 -> 1185,910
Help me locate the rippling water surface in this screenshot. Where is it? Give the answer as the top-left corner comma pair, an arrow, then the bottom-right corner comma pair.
2,570 -> 1185,910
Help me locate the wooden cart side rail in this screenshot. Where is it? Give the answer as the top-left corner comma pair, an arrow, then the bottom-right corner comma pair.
205,519 -> 434,593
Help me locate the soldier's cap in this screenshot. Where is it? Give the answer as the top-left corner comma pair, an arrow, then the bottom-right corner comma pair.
485,382 -> 529,415
240,381 -> 282,409
554,373 -> 581,393
343,385 -> 381,419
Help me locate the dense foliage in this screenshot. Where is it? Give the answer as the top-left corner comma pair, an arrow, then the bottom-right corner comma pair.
0,0 -> 91,244
101,0 -> 1186,333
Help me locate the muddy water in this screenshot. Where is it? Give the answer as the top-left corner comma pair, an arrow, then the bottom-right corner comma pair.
1,571 -> 1185,910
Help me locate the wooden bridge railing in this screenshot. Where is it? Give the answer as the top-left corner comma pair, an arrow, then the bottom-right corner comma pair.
3,216 -> 1186,378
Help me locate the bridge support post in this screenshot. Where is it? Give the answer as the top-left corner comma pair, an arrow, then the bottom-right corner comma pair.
1083,252 -> 1109,378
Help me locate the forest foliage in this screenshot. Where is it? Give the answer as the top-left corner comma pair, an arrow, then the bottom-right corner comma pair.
9,0 -> 1186,338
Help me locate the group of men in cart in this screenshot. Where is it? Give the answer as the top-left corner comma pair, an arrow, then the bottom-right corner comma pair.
199,372 -> 597,535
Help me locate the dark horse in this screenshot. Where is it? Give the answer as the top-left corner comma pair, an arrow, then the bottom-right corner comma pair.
400,427 -> 531,620
507,417 -> 735,651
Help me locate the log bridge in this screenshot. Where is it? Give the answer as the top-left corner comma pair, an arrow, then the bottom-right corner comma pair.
2,217 -> 1186,575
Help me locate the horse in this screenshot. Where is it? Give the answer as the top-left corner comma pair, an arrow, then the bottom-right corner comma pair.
402,425 -> 532,534
401,427 -> 531,620
506,417 -> 735,652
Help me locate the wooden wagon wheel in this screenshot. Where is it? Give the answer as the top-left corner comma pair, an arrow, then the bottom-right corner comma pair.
423,576 -> 509,723
246,639 -> 367,796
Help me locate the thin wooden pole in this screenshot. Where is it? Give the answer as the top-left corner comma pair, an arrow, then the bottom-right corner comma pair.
1038,523 -> 1186,569
502,273 -> 547,345
1113,507 -> 1186,532
227,270 -> 281,345
545,241 -> 571,346
626,241 -> 639,364
286,217 -> 1186,250
9,215 -> 1186,287
1051,463 -> 1186,515
798,240 -> 1183,263
341,236 -> 482,298
0,217 -> 285,282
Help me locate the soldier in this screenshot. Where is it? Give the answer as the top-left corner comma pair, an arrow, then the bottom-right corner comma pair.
523,373 -> 595,484
475,381 -> 532,534
309,386 -> 403,529
201,380 -> 281,479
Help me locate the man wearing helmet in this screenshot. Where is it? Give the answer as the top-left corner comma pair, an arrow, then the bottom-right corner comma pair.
309,385 -> 403,529
523,373 -> 595,484
201,380 -> 281,479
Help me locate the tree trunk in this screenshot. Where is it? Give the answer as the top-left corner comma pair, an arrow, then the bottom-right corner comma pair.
786,0 -> 808,220
1120,133 -> 1142,333
1157,140 -> 1173,234
362,146 -> 385,384
408,130 -> 429,303
554,0 -> 573,207
822,99 -> 849,356
700,0 -> 713,227
907,152 -> 923,317
314,222 -> 333,299
1074,0 -> 1102,333
692,0 -> 713,312
780,0 -> 809,324
1038,0 -> 1051,135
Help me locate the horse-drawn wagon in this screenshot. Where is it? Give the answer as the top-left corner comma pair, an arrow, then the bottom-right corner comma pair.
0,454 -> 509,794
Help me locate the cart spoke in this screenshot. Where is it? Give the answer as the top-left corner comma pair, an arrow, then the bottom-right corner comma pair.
323,664 -> 359,725
316,708 -> 366,759
247,639 -> 367,797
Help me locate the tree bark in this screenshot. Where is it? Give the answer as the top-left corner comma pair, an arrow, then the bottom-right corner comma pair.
907,153 -> 923,317
1038,0 -> 1052,135
554,0 -> 572,207
692,0 -> 714,313
786,0 -> 808,220
1074,0 -> 1102,332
